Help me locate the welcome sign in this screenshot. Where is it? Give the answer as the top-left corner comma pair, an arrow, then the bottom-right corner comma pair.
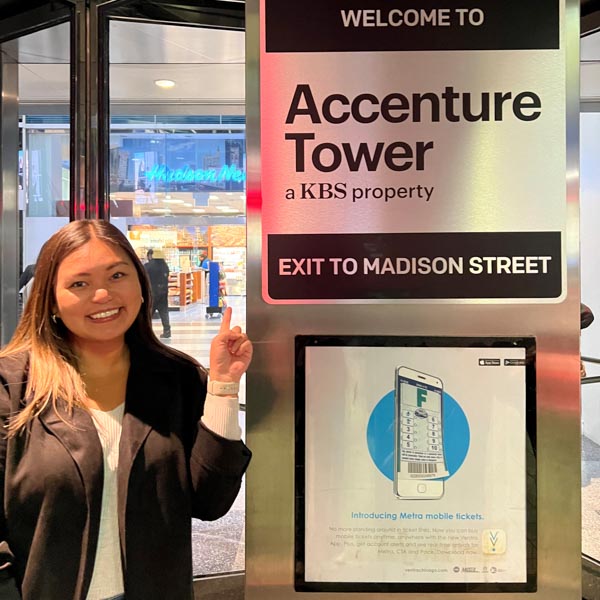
260,0 -> 565,302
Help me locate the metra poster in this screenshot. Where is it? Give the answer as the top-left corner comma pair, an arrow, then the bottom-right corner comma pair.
297,340 -> 535,591
260,0 -> 564,302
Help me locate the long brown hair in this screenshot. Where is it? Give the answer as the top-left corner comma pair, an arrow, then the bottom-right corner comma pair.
2,219 -> 175,434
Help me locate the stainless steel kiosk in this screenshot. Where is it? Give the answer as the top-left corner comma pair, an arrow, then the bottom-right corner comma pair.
246,1 -> 580,598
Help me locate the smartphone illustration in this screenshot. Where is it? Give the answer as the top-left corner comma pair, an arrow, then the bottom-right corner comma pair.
394,366 -> 448,500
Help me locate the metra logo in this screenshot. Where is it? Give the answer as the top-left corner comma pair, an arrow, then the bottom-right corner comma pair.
145,164 -> 245,184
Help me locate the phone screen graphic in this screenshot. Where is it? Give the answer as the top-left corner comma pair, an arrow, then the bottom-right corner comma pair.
396,369 -> 449,480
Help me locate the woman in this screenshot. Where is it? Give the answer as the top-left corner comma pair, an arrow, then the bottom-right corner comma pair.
0,220 -> 252,600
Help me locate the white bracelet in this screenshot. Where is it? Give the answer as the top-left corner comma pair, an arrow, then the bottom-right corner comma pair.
207,380 -> 240,396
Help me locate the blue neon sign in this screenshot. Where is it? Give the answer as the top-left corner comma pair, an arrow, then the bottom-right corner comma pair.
145,164 -> 246,184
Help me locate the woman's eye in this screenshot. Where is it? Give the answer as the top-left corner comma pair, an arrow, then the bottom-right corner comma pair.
111,271 -> 125,280
69,281 -> 86,289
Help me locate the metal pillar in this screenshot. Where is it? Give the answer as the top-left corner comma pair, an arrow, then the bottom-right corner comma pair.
69,0 -> 113,220
0,41 -> 20,345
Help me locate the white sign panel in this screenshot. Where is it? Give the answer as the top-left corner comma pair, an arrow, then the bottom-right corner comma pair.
296,337 -> 536,592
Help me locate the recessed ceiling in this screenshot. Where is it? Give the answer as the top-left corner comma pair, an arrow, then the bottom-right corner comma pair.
582,32 -> 600,100
6,19 -> 247,217
9,20 -> 245,107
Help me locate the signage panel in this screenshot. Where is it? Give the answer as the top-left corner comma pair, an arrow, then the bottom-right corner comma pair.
260,0 -> 566,303
295,336 -> 537,593
248,0 -> 580,598
265,0 -> 559,52
268,232 -> 561,300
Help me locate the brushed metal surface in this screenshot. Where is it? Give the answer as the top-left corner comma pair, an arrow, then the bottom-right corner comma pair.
246,0 -> 581,598
0,41 -> 20,345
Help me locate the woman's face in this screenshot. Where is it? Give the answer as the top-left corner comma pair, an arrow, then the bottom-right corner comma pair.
54,237 -> 143,352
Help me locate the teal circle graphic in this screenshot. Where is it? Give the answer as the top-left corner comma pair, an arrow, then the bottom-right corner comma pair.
366,391 -> 469,481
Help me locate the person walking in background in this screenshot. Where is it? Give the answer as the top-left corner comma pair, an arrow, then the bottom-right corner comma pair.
145,248 -> 171,339
18,263 -> 36,291
0,220 -> 252,599
581,302 -> 595,378
18,263 -> 36,308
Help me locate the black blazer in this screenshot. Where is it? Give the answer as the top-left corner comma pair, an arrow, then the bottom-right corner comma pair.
0,346 -> 251,600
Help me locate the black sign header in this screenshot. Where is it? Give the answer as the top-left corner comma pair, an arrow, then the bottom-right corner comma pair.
265,0 -> 559,53
267,231 -> 562,300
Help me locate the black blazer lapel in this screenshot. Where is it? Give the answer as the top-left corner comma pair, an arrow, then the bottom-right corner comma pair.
38,404 -> 103,510
38,404 -> 103,599
117,355 -> 173,568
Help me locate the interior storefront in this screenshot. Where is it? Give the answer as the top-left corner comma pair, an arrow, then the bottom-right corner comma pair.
22,122 -> 248,307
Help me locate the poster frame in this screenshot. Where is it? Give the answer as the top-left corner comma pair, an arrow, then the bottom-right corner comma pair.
294,335 -> 538,594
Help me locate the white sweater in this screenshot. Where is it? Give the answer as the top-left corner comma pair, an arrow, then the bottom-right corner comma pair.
87,403 -> 125,600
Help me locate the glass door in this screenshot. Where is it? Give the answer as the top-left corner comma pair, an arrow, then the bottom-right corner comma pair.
581,25 -> 600,600
0,4 -> 71,344
102,0 -> 247,588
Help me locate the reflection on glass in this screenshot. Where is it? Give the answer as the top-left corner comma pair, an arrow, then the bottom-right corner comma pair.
581,111 -> 600,565
26,131 -> 70,217
582,365 -> 600,562
108,132 -> 246,218
18,23 -> 70,316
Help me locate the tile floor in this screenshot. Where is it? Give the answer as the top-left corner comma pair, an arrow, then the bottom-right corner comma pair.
583,434 -> 600,562
154,296 -> 247,577
583,359 -> 600,565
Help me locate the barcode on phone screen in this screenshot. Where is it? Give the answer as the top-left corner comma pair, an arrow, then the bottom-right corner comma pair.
407,463 -> 438,474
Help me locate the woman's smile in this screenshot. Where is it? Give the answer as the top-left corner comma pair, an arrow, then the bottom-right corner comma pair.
88,307 -> 122,321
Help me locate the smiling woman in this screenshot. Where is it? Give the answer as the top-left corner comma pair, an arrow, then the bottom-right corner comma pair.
0,219 -> 252,600
54,238 -> 143,352
53,237 -> 145,412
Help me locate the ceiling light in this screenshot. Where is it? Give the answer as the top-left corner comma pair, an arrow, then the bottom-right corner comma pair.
192,208 -> 206,213
163,198 -> 185,204
154,79 -> 175,89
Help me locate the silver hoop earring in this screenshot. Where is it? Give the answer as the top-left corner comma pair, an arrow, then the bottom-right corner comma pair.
51,314 -> 58,323
141,296 -> 145,303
